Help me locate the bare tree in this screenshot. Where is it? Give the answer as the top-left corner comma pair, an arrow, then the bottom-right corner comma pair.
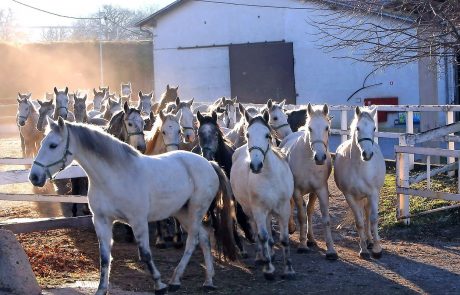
0,8 -> 15,41
308,0 -> 460,67
41,27 -> 71,42
70,4 -> 158,41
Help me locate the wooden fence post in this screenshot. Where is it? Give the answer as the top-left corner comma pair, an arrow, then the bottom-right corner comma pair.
406,111 -> 414,169
397,134 -> 410,225
446,111 -> 455,177
341,110 -> 348,143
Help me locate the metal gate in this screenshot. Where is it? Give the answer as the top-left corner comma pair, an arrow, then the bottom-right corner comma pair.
229,41 -> 296,104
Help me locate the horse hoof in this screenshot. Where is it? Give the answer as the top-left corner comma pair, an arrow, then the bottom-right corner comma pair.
297,247 -> 309,254
288,225 -> 296,235
155,242 -> 167,249
326,252 -> 338,261
359,252 -> 371,260
372,251 -> 383,259
155,286 -> 168,295
281,272 -> 296,280
367,241 -> 374,250
203,285 -> 217,292
173,242 -> 184,249
263,272 -> 276,281
169,284 -> 181,292
307,241 -> 317,248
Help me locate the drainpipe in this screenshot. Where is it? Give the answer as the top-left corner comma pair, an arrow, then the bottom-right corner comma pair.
140,26 -> 155,101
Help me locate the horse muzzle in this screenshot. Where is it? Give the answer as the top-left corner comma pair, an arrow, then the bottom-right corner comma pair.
18,120 -> 25,127
362,151 -> 374,161
249,162 -> 263,174
314,153 -> 327,165
29,172 -> 46,187
137,144 -> 146,154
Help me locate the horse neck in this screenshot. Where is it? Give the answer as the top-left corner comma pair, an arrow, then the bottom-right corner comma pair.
350,130 -> 362,160
215,138 -> 233,176
145,127 -> 166,155
22,106 -> 39,133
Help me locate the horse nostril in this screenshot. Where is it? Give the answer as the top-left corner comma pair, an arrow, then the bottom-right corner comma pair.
30,173 -> 38,183
322,154 -> 326,160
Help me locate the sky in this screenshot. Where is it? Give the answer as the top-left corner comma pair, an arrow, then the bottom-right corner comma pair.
1,0 -> 174,38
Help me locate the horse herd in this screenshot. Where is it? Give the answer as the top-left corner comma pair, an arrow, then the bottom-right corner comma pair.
16,83 -> 386,294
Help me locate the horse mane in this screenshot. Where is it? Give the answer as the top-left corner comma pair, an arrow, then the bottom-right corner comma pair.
107,110 -> 124,136
156,88 -> 177,113
299,108 -> 331,132
67,122 -> 140,163
145,113 -> 177,154
247,116 -> 287,161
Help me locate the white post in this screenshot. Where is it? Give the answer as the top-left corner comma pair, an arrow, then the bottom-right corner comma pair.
397,135 -> 410,225
341,110 -> 348,143
447,111 -> 455,176
373,108 -> 379,144
426,155 -> 431,190
406,111 -> 414,169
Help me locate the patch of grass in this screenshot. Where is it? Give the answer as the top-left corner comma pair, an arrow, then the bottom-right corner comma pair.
379,166 -> 460,239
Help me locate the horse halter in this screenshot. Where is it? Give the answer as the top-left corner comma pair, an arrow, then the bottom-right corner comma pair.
357,137 -> 374,145
123,117 -> 144,139
248,143 -> 270,162
33,130 -> 73,181
310,139 -> 329,151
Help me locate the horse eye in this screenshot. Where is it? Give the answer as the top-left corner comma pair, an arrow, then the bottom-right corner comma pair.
357,127 -> 360,131
265,134 -> 270,138
374,127 -> 376,131
326,126 -> 329,131
128,123 -> 133,127
273,117 -> 278,121
246,133 -> 250,138
178,130 -> 181,134
49,143 -> 57,149
308,127 -> 312,132
162,131 -> 166,135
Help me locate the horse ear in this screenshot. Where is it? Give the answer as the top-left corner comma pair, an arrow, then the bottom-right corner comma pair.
187,98 -> 194,107
166,84 -> 170,90
138,91 -> 142,98
221,97 -> 225,104
148,92 -> 153,99
64,87 -> 68,95
244,108 -> 252,123
175,86 -> 179,90
38,100 -> 43,106
197,111 -> 204,123
280,99 -> 286,109
238,103 -> 246,117
267,99 -> 273,109
262,109 -> 270,123
54,87 -> 59,95
93,88 -> 98,95
211,111 -> 218,123
83,94 -> 87,101
159,110 -> 166,121
307,103 -> 313,116
355,106 -> 361,117
370,106 -> 377,119
17,98 -> 21,103
124,101 -> 129,113
149,111 -> 155,122
322,104 -> 329,115
47,117 -> 59,132
17,92 -> 22,98
175,97 -> 180,105
57,116 -> 65,129
233,96 -> 238,104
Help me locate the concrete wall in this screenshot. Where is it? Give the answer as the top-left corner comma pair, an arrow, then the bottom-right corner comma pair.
151,0 -> 425,107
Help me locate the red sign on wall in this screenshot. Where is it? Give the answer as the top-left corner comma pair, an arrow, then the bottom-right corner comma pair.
363,97 -> 398,122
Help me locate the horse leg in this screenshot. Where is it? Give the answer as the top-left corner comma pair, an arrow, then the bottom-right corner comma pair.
172,219 -> 184,249
233,218 -> 248,258
236,201 -> 254,243
155,221 -> 167,249
169,209 -> 202,290
293,189 -> 308,253
364,199 -> 374,249
19,133 -> 25,157
93,215 -> 113,295
345,194 -> 369,259
253,209 -> 275,280
131,221 -> 168,294
316,188 -> 338,260
266,214 -> 275,260
288,197 -> 296,234
306,193 -> 317,247
278,201 -> 295,279
368,193 -> 383,258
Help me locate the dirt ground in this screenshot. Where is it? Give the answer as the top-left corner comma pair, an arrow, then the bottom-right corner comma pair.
1,134 -> 460,295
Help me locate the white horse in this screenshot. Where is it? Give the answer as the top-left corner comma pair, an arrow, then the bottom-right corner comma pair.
16,93 -> 43,157
174,97 -> 196,144
138,91 -> 154,116
280,103 -> 337,259
265,99 -> 292,140
225,104 -> 248,148
334,106 -> 385,259
87,88 -> 108,119
29,117 -> 237,294
53,87 -> 75,122
230,109 -> 295,280
121,82 -> 132,105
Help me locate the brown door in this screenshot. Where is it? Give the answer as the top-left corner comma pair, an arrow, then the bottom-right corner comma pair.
229,42 -> 296,104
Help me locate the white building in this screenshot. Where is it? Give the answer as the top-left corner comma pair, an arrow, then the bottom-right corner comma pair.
137,0 -> 456,118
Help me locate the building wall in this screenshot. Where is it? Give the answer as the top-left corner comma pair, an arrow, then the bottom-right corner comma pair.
152,0 -> 432,108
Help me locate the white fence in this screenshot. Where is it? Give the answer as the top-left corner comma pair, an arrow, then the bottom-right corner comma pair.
1,103 -> 460,231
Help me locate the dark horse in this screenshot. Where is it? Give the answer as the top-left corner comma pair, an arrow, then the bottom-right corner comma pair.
193,111 -> 254,257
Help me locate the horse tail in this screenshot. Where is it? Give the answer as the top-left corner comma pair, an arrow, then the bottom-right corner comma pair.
210,161 -> 238,261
